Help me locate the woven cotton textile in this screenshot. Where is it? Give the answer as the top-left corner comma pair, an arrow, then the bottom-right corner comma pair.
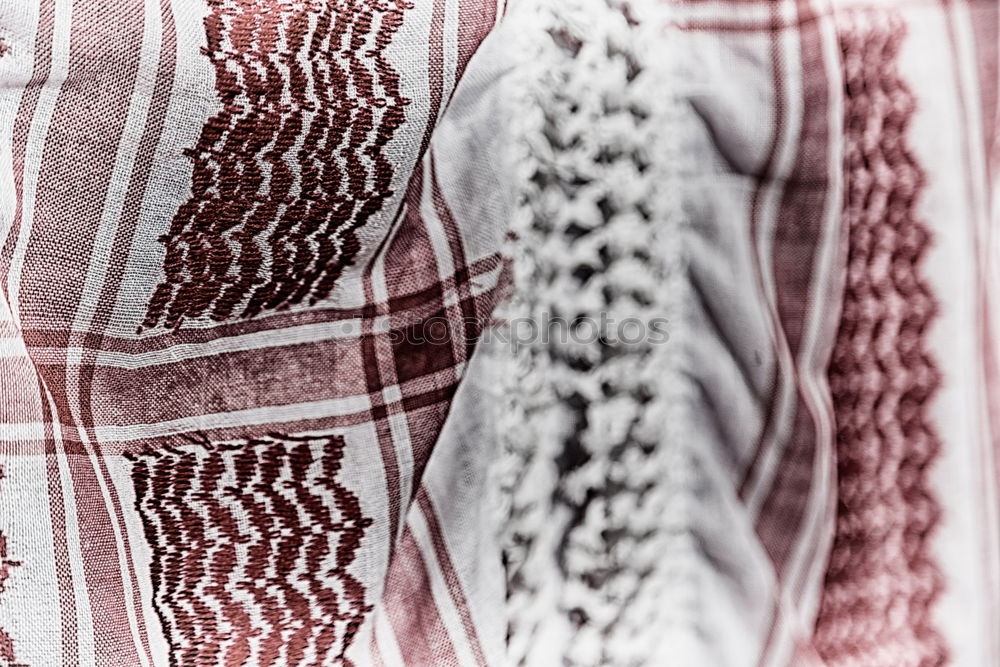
1,0 -> 1000,666
0,0 -> 510,664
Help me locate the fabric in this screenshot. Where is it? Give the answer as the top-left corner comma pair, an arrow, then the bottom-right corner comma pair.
0,0 -> 998,666
0,1 -> 510,664
497,0 -> 1000,665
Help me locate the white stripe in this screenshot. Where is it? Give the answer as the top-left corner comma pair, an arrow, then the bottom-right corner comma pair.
0,337 -> 29,358
901,8 -> 996,666
373,607 -> 406,667
440,0 -> 460,115
941,5 -> 1000,665
45,385 -> 98,667
0,1 -> 41,256
761,591 -> 798,667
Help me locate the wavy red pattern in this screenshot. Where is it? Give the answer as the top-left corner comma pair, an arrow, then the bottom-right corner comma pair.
143,0 -> 413,330
814,12 -> 947,667
128,433 -> 372,666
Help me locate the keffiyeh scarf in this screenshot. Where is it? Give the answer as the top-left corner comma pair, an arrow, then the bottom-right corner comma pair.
0,0 -> 998,665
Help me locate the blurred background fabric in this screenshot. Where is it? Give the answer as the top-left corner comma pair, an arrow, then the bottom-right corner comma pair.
491,0 -> 1000,665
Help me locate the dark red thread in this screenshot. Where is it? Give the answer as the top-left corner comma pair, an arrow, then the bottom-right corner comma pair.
142,0 -> 413,331
814,12 -> 946,666
128,433 -> 373,666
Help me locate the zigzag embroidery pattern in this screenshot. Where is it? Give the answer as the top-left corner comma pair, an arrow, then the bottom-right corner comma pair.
143,0 -> 413,330
814,13 -> 946,666
128,433 -> 372,666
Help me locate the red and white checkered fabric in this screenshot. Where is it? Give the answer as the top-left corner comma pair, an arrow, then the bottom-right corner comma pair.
0,1 -> 511,664
1,0 -> 999,665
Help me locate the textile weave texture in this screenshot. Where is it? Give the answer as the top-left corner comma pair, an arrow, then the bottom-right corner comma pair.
0,0 -> 999,665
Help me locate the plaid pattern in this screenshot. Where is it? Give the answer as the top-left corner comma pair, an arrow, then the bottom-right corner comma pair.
0,0 -> 999,665
0,0 -> 508,664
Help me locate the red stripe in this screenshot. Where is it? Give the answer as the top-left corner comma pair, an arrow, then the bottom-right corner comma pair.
973,0 -> 1000,572
755,0 -> 833,588
14,254 -> 501,351
382,531 -> 461,666
61,451 -> 141,665
2,379 -> 469,454
76,0 -> 180,368
24,1 -> 159,660
429,151 -> 480,364
362,161 -> 432,545
93,453 -> 153,663
419,0 -> 447,155
967,0 -> 998,178
70,3 -> 180,662
731,0 -> 798,662
416,489 -> 488,665
380,160 -> 460,494
8,2 -> 75,660
675,8 -> 822,34
356,0 -> 477,549
17,0 -> 146,327
449,0 -> 500,106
